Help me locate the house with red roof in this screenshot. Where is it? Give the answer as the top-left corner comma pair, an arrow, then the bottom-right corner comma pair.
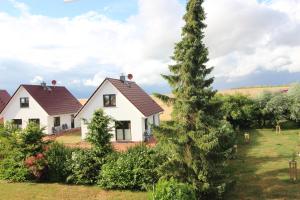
0,90 -> 11,123
75,76 -> 164,142
0,83 -> 82,134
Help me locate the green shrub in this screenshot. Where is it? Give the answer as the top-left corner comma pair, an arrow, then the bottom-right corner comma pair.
45,142 -> 72,182
151,178 -> 196,200
66,149 -> 102,185
0,150 -> 30,182
280,120 -> 300,129
86,109 -> 113,156
98,145 -> 161,190
18,123 -> 48,157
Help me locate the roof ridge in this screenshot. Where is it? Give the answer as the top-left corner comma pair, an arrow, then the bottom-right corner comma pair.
21,84 -> 65,88
106,77 -> 135,83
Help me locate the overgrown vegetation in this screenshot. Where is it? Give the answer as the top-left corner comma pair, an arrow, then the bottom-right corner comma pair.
218,83 -> 300,130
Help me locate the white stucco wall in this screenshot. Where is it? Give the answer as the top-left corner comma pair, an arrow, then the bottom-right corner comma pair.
77,80 -> 159,142
1,87 -> 49,133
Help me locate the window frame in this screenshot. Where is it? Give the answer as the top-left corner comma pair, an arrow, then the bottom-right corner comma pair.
20,97 -> 29,108
54,117 -> 61,127
12,119 -> 22,128
103,94 -> 116,107
145,118 -> 148,131
71,114 -> 75,129
115,121 -> 131,141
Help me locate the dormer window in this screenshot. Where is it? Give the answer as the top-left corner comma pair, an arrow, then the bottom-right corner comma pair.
103,94 -> 116,107
20,97 -> 29,108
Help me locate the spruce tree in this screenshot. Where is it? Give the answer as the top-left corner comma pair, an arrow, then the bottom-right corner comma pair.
154,0 -> 234,198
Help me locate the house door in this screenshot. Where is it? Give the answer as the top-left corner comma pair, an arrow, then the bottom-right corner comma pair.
115,121 -> 131,141
71,115 -> 75,129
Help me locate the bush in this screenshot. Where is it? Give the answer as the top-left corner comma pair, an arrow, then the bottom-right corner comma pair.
18,123 -> 48,157
0,150 -> 30,182
98,145 -> 162,190
86,109 -> 113,156
151,178 -> 196,200
24,153 -> 48,181
45,142 -> 72,182
66,149 -> 102,185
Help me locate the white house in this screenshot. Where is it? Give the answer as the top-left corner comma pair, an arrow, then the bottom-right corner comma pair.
0,90 -> 10,122
75,76 -> 164,142
0,83 -> 82,134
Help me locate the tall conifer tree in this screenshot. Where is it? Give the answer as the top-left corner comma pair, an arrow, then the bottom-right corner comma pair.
154,0 -> 234,198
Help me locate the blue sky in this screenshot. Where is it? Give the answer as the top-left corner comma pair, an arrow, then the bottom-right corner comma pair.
0,0 -> 138,19
1,0 -> 300,98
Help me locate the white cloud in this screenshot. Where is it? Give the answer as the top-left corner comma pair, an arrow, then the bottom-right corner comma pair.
30,75 -> 43,84
0,0 -> 183,87
2,0 -> 300,89
8,0 -> 29,14
204,0 -> 300,81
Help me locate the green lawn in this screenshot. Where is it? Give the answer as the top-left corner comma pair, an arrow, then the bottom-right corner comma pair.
0,181 -> 147,200
55,131 -> 82,144
226,129 -> 300,199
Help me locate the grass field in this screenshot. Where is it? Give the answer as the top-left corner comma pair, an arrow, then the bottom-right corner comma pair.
225,129 -> 300,199
219,86 -> 290,97
0,182 -> 147,200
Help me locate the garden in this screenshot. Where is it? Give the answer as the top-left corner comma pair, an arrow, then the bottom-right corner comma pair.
2,0 -> 300,199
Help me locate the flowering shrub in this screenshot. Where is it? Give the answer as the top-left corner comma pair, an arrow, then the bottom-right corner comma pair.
25,153 -> 48,180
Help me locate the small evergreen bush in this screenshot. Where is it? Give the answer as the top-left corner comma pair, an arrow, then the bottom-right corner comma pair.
151,178 -> 196,200
45,142 -> 72,182
18,123 -> 48,157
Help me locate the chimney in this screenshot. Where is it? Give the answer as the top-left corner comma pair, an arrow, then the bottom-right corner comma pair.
120,74 -> 126,82
41,81 -> 47,90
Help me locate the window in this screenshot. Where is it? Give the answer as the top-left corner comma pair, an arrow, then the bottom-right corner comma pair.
54,117 -> 60,127
103,94 -> 116,107
153,115 -> 156,126
13,119 -> 22,129
29,119 -> 40,127
20,97 -> 29,108
115,121 -> 131,141
71,115 -> 75,129
145,118 -> 148,131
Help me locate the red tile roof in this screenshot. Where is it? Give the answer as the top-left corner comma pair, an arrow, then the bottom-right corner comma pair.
107,78 -> 163,117
76,78 -> 164,117
21,85 -> 82,116
0,90 -> 10,112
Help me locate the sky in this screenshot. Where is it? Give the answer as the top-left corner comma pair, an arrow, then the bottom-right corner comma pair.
1,0 -> 300,98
